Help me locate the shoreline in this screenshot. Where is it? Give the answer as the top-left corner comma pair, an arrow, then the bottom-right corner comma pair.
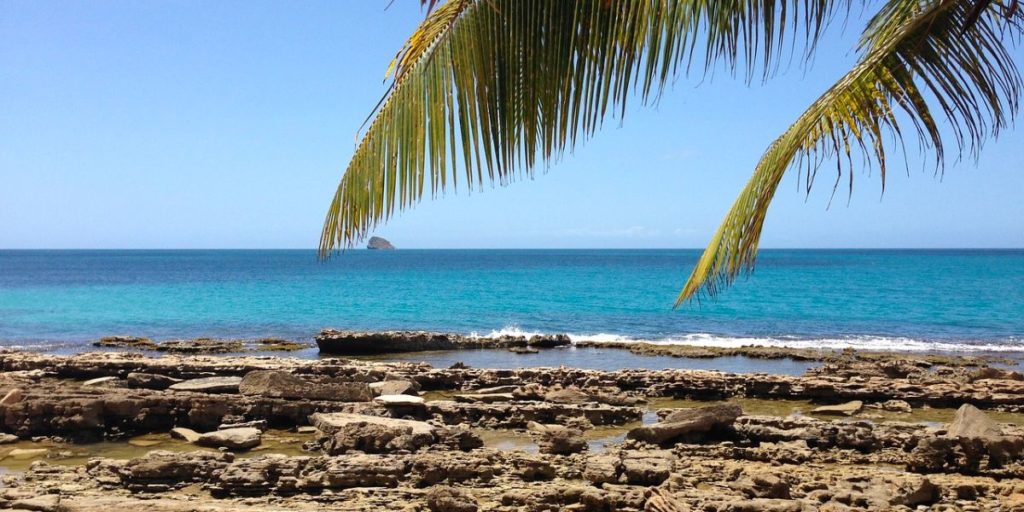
0,348 -> 1023,510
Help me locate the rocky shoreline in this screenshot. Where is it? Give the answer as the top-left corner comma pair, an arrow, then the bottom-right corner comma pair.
0,346 -> 1023,511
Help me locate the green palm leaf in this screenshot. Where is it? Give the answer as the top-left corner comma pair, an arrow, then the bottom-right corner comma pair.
320,0 -> 844,256
677,0 -> 1022,304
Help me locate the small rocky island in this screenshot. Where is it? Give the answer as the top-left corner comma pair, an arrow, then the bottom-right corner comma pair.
367,236 -> 395,250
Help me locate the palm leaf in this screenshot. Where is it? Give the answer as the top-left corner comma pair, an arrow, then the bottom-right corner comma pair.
320,0 -> 847,256
677,0 -> 1023,305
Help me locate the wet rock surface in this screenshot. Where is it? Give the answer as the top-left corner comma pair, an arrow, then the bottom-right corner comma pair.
0,348 -> 1022,510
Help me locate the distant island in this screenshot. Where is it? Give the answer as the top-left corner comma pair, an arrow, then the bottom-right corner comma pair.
366,236 -> 395,250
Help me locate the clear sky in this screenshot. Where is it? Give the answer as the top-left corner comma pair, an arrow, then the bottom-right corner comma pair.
2,1 -> 1022,249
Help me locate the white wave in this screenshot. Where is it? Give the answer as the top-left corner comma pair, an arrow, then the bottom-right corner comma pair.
470,326 -> 1023,353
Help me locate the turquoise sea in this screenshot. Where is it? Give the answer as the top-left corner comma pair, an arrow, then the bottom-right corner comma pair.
0,249 -> 1022,353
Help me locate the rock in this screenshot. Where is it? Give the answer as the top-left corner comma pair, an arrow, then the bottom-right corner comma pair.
896,478 -> 941,507
195,427 -> 261,450
239,370 -> 373,401
374,394 -> 426,406
157,338 -> 244,354
122,450 -> 233,491
219,419 -> 268,431
1,387 -> 23,405
323,420 -> 436,455
311,412 -> 437,437
367,236 -> 395,250
812,400 -> 863,416
168,376 -> 242,394
873,399 -> 912,413
82,376 -> 119,387
255,337 -> 309,351
126,372 -> 182,390
369,380 -> 420,396
543,387 -> 591,405
627,404 -> 742,445
947,403 -> 1002,438
11,495 -> 61,512
4,448 -> 48,459
93,335 -> 157,350
317,330 -> 459,354
0,433 -> 19,444
170,427 -> 202,443
620,450 -> 673,485
527,334 -> 571,348
508,346 -> 539,354
454,393 -> 513,404
426,486 -> 479,512
528,422 -> 587,455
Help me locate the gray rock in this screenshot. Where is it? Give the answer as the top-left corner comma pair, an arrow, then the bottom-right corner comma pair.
527,334 -> 571,348
374,394 -> 426,406
195,427 -> 261,450
168,376 -> 242,394
947,403 -> 1002,438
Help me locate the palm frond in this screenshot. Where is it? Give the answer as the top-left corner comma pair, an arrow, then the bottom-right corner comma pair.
320,0 -> 848,256
677,0 -> 1023,305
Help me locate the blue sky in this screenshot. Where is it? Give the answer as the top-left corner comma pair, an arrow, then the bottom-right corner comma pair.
2,1 -> 1022,249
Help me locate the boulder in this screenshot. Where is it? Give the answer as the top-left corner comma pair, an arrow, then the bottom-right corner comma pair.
195,427 -> 261,451
947,403 -> 1002,438
627,404 -> 742,445
168,376 -> 242,394
0,433 -> 19,444
238,370 -> 373,401
812,400 -> 863,416
322,420 -> 436,454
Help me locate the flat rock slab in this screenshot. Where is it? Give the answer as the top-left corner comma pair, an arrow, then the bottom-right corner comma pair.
311,412 -> 436,436
168,376 -> 242,394
170,427 -> 202,443
195,427 -> 261,450
813,400 -> 864,416
627,403 -> 742,445
375,394 -> 426,406
239,370 -> 372,401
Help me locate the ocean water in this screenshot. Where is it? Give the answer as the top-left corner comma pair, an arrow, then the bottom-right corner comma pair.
0,249 -> 1022,353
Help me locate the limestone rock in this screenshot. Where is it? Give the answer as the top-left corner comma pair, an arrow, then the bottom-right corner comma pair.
627,403 -> 742,445
528,422 -> 587,455
239,370 -> 372,401
369,379 -> 420,396
195,427 -> 262,450
311,412 -> 436,437
126,372 -> 182,390
82,376 -> 119,387
1,387 -> 24,405
527,334 -> 571,348
169,427 -> 202,443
